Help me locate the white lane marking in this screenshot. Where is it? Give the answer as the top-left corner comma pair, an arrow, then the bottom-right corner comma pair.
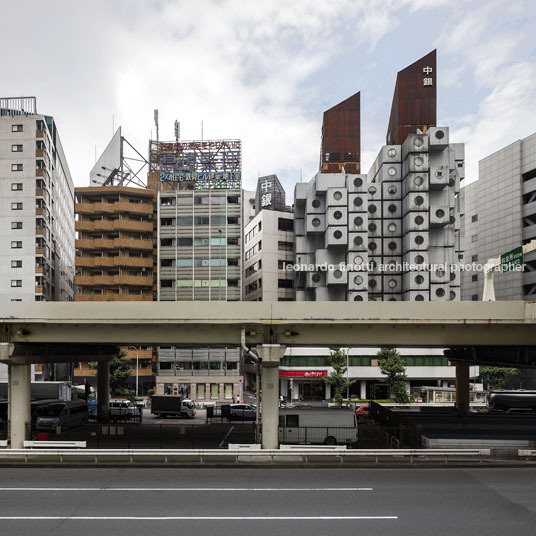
0,487 -> 373,492
0,516 -> 397,520
219,425 -> 234,447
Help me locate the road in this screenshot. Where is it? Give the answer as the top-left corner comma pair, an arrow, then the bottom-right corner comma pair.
0,467 -> 534,535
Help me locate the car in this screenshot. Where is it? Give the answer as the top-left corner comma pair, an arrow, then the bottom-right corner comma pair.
229,403 -> 257,420
109,399 -> 138,420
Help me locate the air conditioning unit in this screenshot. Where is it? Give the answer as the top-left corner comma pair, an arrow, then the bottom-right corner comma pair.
327,206 -> 348,226
326,187 -> 348,207
348,193 -> 367,212
348,212 -> 368,232
382,200 -> 401,219
347,232 -> 367,252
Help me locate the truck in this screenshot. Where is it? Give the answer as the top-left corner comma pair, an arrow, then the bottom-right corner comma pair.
151,395 -> 196,419
279,408 -> 358,445
488,390 -> 536,412
0,381 -> 72,401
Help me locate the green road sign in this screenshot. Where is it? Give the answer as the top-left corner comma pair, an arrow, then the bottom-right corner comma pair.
500,246 -> 523,272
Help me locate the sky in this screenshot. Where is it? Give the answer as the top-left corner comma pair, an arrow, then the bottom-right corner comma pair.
2,0 -> 536,197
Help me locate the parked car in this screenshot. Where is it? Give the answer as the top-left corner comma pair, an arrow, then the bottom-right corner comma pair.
229,403 -> 257,420
36,400 -> 89,431
109,399 -> 138,420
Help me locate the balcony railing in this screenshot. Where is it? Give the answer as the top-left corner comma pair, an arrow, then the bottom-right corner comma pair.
75,238 -> 153,251
76,201 -> 153,216
74,274 -> 153,287
76,256 -> 153,268
76,219 -> 153,233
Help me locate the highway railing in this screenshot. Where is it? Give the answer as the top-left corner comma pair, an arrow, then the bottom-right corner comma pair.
0,448 -> 492,465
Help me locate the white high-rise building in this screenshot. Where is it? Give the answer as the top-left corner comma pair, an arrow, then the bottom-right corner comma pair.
0,97 -> 74,302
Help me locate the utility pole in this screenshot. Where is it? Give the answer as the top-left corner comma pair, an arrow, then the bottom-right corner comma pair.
218,229 -> 222,301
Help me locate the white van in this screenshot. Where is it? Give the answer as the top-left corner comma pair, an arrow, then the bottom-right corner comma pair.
36,400 -> 89,431
109,399 -> 138,420
279,408 -> 358,445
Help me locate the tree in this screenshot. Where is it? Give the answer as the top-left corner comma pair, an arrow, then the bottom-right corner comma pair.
324,348 -> 354,407
480,366 -> 519,390
109,350 -> 132,396
377,347 -> 410,403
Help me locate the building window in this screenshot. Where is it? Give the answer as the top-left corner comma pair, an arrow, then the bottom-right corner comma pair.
471,254 -> 478,262
11,280 -> 22,287
471,214 -> 478,223
471,294 -> 479,301
278,218 -> 294,232
11,124 -> 23,132
278,241 -> 293,251
11,203 -> 23,211
471,234 -> 478,242
11,222 -> 23,230
210,384 -> 219,399
472,274 -> 478,282
11,164 -> 23,172
196,383 -> 206,399
11,260 -> 22,268
224,384 -> 233,399
11,241 -> 22,249
11,144 -> 23,152
11,298 -> 22,302
11,183 -> 23,191
278,279 -> 293,288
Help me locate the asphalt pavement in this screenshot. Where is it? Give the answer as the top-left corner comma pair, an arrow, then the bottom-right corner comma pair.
0,467 -> 534,536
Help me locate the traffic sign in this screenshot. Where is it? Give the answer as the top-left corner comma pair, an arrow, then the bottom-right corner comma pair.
500,246 -> 523,272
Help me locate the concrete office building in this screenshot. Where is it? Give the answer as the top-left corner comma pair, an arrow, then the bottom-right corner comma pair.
462,132 -> 536,301
244,175 -> 294,301
294,51 -> 464,301
150,139 -> 245,402
0,97 -> 75,303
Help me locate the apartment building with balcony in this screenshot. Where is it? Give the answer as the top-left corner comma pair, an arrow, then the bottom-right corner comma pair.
73,185 -> 156,392
0,97 -> 75,303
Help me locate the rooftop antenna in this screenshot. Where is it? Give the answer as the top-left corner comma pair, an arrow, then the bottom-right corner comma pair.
154,109 -> 159,142
174,120 -> 180,142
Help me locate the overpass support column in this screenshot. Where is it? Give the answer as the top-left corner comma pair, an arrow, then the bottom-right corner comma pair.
456,364 -> 470,416
258,344 -> 286,450
97,361 -> 110,422
8,364 -> 31,449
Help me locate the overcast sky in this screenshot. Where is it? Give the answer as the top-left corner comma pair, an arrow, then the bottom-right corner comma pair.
2,0 -> 536,196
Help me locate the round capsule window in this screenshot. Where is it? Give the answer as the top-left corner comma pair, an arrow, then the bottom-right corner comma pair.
415,294 -> 425,301
312,199 -> 321,208
354,295 -> 363,301
415,255 -> 424,264
368,205 -> 377,214
436,269 -> 445,278
414,175 -> 424,186
353,177 -> 363,188
415,195 -> 424,206
387,185 -> 397,195
388,278 -> 397,289
388,167 -> 397,176
334,210 -> 343,220
353,255 -> 364,265
414,156 -> 424,166
369,279 -> 377,288
368,242 -> 377,251
388,241 -> 397,251
387,223 -> 397,233
450,272 -> 456,282
450,291 -> 456,300
435,130 -> 445,139
333,191 -> 343,201
334,270 -> 343,279
436,288 -> 446,297
435,209 -> 445,219
311,217 -> 321,227
312,274 -> 321,283
415,235 -> 424,245
354,275 -> 364,285
354,236 -> 363,246
353,197 -> 363,207
415,275 -> 425,284
368,186 -> 377,195
354,216 -> 363,226
368,223 -> 377,232
388,204 -> 397,214
387,148 -> 397,157
414,137 -> 424,148
333,230 -> 343,239
415,215 -> 424,225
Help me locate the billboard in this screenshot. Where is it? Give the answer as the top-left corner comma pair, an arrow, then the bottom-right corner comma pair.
90,127 -> 122,186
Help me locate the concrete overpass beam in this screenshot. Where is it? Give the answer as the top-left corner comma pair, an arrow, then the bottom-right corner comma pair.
456,364 -> 470,416
97,361 -> 110,422
8,363 -> 31,449
258,344 -> 286,450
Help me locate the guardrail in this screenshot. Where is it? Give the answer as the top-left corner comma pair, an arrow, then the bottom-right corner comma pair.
518,449 -> 536,459
0,448 -> 492,465
23,441 -> 86,449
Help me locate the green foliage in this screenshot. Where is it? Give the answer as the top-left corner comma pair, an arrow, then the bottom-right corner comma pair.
480,366 -> 519,390
109,350 -> 131,396
377,347 -> 410,404
324,348 -> 355,408
147,388 -> 155,398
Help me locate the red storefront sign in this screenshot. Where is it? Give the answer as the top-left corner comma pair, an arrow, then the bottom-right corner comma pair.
279,371 -> 327,378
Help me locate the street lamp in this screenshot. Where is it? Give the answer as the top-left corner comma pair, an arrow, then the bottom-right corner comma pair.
129,346 -> 139,396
